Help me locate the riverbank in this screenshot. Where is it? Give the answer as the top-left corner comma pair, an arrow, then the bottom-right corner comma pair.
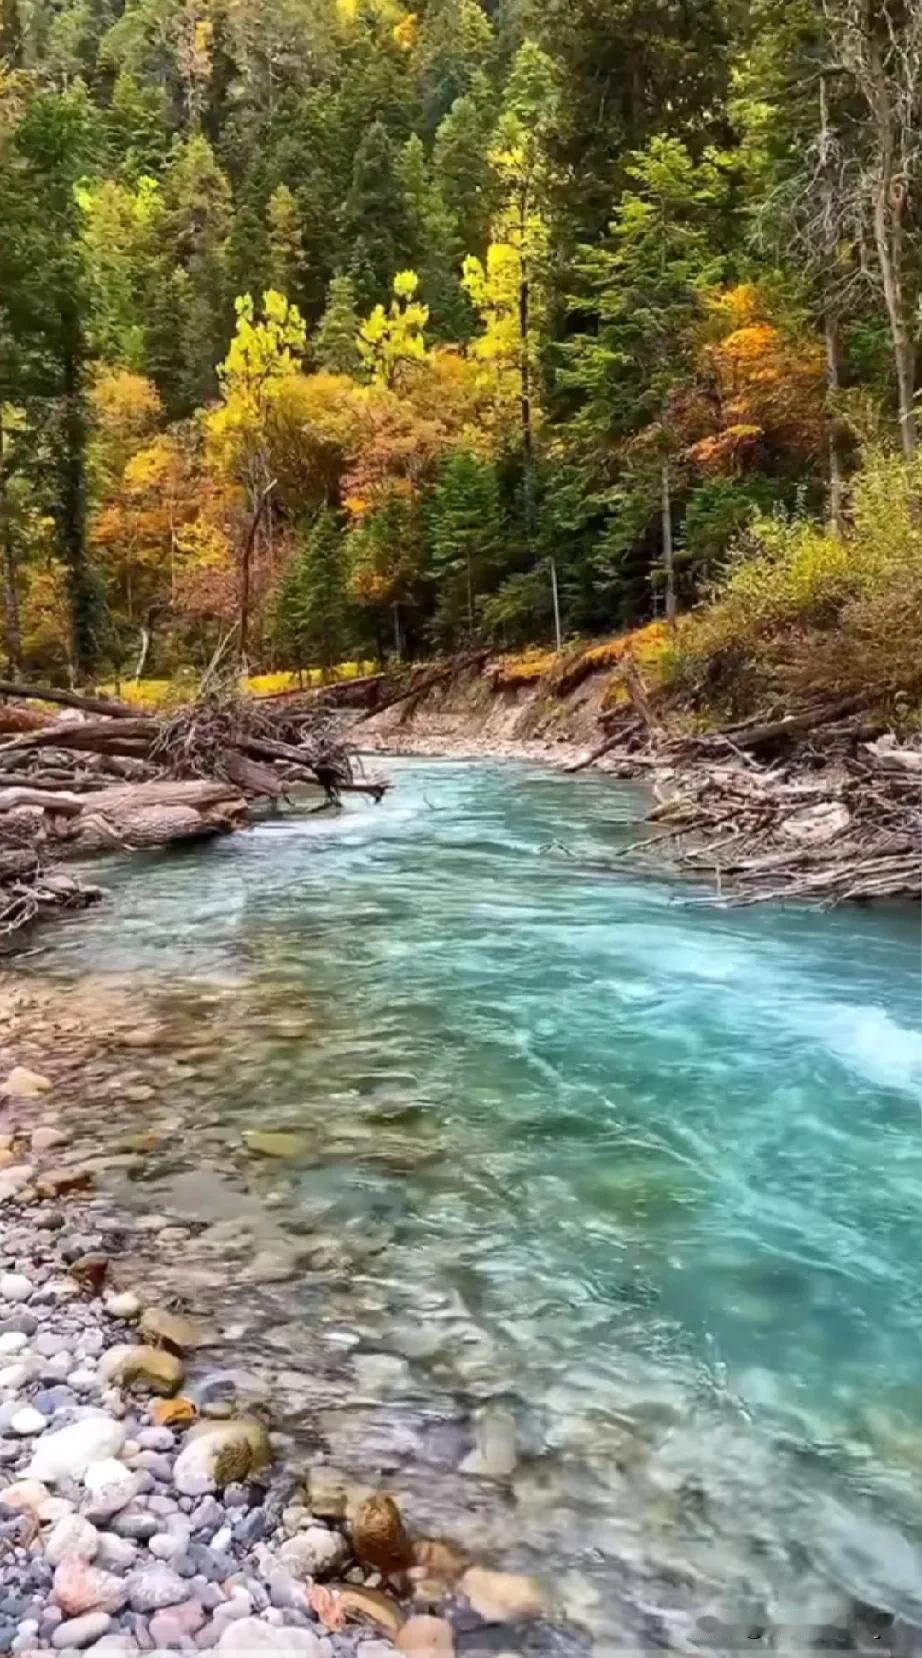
356,658 -> 921,906
0,1054 -> 556,1658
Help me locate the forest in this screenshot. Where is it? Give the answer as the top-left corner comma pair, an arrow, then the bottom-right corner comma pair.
0,0 -> 920,697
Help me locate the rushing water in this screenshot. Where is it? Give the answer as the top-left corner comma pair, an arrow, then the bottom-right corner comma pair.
21,758 -> 922,1649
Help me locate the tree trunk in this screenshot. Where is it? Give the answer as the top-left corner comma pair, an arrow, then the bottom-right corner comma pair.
819,76 -> 848,533
59,297 -> 97,678
239,478 -> 276,666
0,412 -> 22,676
867,33 -> 917,458
661,457 -> 676,623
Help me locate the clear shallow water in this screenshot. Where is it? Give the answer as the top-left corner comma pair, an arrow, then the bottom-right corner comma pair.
26,758 -> 922,1646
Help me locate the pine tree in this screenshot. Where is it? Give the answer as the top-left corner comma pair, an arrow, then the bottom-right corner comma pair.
267,184 -> 302,299
314,275 -> 362,377
428,450 -> 503,645
272,509 -> 350,675
339,120 -> 411,311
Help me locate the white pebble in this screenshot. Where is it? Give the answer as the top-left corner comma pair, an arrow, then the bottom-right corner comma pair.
45,1513 -> 100,1567
10,1405 -> 47,1435
0,1361 -> 35,1389
0,1272 -> 33,1302
212,1524 -> 233,1552
104,1292 -> 140,1320
0,1331 -> 28,1355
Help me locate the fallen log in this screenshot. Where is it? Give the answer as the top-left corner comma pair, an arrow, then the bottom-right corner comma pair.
355,653 -> 490,724
0,680 -> 137,718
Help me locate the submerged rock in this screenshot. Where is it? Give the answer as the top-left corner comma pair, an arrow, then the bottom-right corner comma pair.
339,1585 -> 405,1637
2,1065 -> 51,1098
460,1568 -> 546,1623
138,1307 -> 202,1353
459,1406 -> 518,1479
100,1344 -> 184,1395
397,1615 -> 455,1658
243,1131 -> 310,1159
173,1416 -> 271,1494
353,1494 -> 414,1574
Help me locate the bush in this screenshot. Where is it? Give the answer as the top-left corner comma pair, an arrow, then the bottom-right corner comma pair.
668,448 -> 922,711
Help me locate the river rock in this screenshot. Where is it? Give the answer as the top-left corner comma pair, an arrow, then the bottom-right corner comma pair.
459,1406 -> 518,1479
104,1292 -> 141,1320
0,1165 -> 35,1203
51,1611 -> 112,1649
36,1167 -> 95,1199
45,1514 -> 100,1566
397,1616 -> 455,1658
173,1417 -> 270,1494
149,1599 -> 206,1644
82,1457 -> 140,1520
1,1478 -> 48,1513
1,1272 -> 34,1302
126,1563 -> 188,1612
411,1539 -> 470,1585
353,1495 -> 414,1574
339,1586 -> 405,1638
32,1125 -> 67,1153
242,1131 -> 309,1160
278,1527 -> 347,1580
138,1307 -> 202,1352
10,1405 -> 47,1435
29,1414 -> 126,1482
218,1620 -> 322,1655
150,1396 -> 196,1429
2,1066 -> 51,1098
460,1568 -> 546,1623
100,1344 -> 183,1395
53,1559 -> 128,1617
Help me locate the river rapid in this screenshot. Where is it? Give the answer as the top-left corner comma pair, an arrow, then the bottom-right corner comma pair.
13,756 -> 922,1652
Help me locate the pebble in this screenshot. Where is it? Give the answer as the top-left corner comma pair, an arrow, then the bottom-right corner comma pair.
103,1293 -> 141,1320
0,1332 -> 28,1355
45,1515 -> 100,1567
1,1273 -> 33,1303
150,1600 -> 206,1644
148,1531 -> 185,1561
110,1508 -> 158,1541
126,1563 -> 188,1612
94,1533 -> 138,1571
138,1427 -> 174,1453
11,1405 -> 48,1436
191,1496 -> 225,1534
30,1415 -> 126,1483
52,1611 -> 112,1649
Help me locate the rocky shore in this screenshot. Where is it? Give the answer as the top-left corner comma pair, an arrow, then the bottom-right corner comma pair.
0,1066 -> 550,1658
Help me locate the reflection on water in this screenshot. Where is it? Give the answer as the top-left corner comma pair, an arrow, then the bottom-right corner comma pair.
12,757 -> 922,1646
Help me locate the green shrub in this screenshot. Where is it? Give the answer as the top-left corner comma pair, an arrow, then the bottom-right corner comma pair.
667,448 -> 922,711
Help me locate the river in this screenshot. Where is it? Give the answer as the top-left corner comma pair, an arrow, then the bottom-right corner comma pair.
21,757 -> 922,1649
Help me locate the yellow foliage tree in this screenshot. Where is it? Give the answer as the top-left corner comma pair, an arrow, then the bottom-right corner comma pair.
207,289 -> 308,657
358,270 -> 429,389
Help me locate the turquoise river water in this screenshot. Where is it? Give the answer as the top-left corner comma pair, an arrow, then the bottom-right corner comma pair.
25,757 -> 922,1651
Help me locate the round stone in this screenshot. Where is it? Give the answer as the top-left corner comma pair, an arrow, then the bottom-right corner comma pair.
0,1275 -> 33,1304
10,1406 -> 47,1436
126,1563 -> 188,1612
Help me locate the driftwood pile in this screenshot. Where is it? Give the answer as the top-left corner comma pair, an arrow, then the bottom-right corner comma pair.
0,680 -> 387,938
588,692 -> 921,906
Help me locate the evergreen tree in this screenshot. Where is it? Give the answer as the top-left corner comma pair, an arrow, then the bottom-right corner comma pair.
272,508 -> 350,674
266,183 -> 302,299
340,120 -> 411,310
428,450 -> 503,644
314,275 -> 362,377
145,132 -> 232,413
